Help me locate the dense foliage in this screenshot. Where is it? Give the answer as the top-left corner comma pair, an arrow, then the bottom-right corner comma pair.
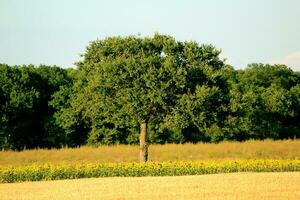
1,160 -> 299,183
1,34 -> 300,149
0,64 -> 73,149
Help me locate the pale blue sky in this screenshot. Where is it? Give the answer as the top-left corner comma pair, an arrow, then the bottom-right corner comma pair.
1,0 -> 300,70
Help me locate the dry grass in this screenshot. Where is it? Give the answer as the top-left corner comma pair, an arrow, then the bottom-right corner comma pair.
0,140 -> 299,166
0,172 -> 299,200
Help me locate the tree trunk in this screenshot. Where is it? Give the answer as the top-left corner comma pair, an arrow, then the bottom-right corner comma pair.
139,121 -> 148,162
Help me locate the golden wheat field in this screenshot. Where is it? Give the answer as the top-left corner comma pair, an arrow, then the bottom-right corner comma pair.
0,172 -> 299,200
1,140 -> 299,166
1,140 -> 300,199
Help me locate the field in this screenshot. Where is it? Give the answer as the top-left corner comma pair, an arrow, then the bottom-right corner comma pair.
1,140 -> 299,166
1,172 -> 299,200
0,140 -> 300,183
1,160 -> 299,183
1,140 -> 299,199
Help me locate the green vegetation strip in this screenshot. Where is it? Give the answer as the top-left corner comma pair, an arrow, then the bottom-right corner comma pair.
1,160 -> 299,183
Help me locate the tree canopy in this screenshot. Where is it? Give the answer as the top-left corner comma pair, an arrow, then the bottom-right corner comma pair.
1,34 -> 300,150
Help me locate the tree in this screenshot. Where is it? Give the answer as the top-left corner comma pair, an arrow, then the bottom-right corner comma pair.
49,69 -> 90,147
33,65 -> 73,147
72,34 -> 229,162
0,64 -> 41,149
0,64 -> 71,149
226,63 -> 300,140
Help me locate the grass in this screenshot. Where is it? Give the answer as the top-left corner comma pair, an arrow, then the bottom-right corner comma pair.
0,140 -> 299,166
1,172 -> 299,200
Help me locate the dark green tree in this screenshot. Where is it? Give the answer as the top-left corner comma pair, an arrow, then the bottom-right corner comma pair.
34,65 -> 73,147
0,64 -> 41,149
225,63 -> 300,140
0,64 -> 71,149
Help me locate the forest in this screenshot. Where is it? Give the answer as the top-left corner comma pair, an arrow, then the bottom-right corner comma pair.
1,34 -> 300,150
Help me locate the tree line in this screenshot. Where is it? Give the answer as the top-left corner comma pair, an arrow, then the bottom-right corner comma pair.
1,34 -> 300,150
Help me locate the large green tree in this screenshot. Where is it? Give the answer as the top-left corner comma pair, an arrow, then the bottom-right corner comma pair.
63,34 -> 230,161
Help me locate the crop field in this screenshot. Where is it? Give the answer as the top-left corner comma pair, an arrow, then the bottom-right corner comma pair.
1,140 -> 300,199
1,140 -> 299,166
1,172 -> 300,200
0,140 -> 300,183
1,160 -> 299,183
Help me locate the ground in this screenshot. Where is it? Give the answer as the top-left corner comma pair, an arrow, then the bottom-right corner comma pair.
1,172 -> 299,200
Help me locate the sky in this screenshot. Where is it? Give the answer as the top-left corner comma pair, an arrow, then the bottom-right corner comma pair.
1,0 -> 300,70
